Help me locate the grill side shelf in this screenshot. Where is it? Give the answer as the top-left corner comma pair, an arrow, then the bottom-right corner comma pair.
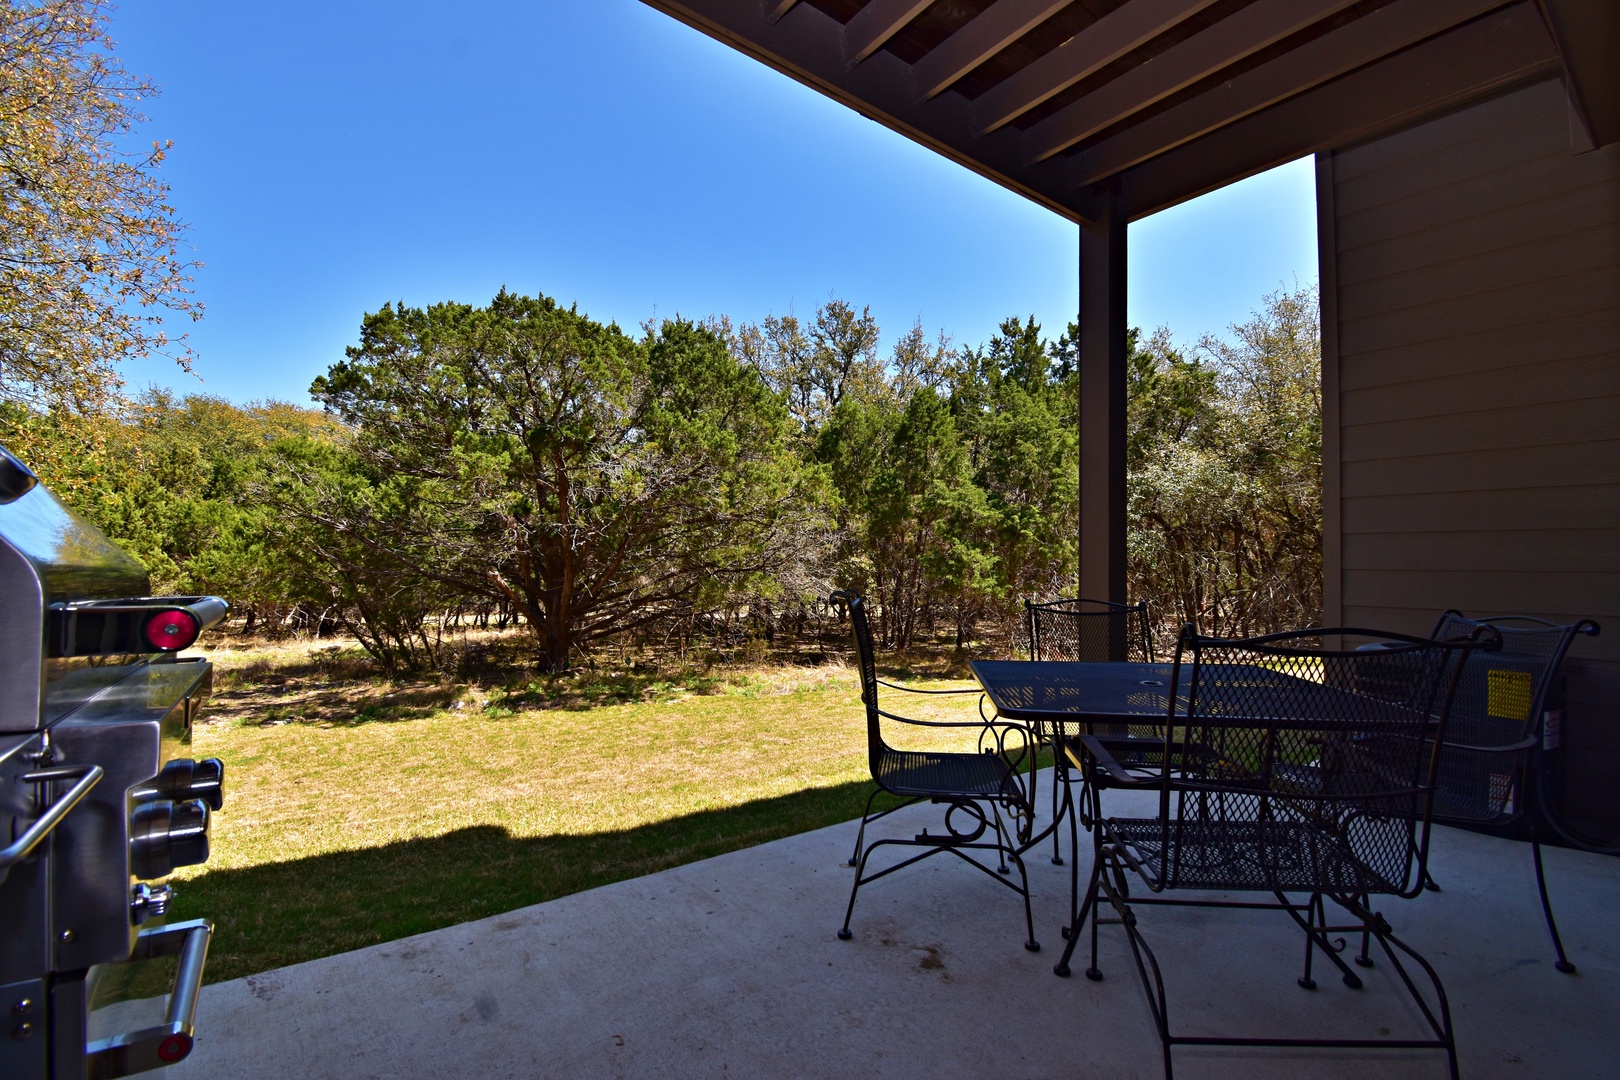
52,658 -> 213,731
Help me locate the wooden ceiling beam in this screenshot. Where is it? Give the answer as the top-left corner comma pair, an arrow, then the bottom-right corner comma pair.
844,0 -> 936,66
762,0 -> 800,24
913,0 -> 1074,101
1120,2 -> 1561,220
1070,0 -> 1511,186
636,0 -> 1559,229
972,0 -> 1221,134
1027,0 -> 1365,162
633,0 -> 1095,222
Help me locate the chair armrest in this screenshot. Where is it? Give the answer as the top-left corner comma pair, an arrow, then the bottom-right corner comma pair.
875,708 -> 989,729
1076,734 -> 1158,787
875,707 -> 1030,737
1440,734 -> 1539,754
875,679 -> 981,696
1087,731 -> 1163,748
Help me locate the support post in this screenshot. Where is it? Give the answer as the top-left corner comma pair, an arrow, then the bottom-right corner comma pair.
1077,187 -> 1128,638
1315,152 -> 1342,629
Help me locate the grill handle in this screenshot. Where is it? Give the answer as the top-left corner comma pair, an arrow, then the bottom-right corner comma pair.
87,919 -> 213,1079
0,764 -> 103,885
50,595 -> 229,657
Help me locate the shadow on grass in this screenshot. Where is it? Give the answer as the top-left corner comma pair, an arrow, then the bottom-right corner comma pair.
332,685 -> 463,726
222,682 -> 464,728
170,778 -> 900,986
215,650 -> 380,690
485,671 -> 734,712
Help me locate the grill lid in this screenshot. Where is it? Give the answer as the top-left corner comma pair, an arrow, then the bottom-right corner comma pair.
0,475 -> 149,605
0,444 -> 151,733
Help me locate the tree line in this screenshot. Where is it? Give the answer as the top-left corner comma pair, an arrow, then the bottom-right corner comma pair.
0,285 -> 1322,673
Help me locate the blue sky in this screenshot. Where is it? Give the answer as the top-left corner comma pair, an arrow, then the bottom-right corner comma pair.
111,0 -> 1318,406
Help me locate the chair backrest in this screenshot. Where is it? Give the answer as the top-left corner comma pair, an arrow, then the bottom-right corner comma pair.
1155,623 -> 1495,898
1026,597 -> 1153,662
830,590 -> 887,776
1426,610 -> 1600,824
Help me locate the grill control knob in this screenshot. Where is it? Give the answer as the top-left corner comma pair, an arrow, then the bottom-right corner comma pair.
130,799 -> 211,880
135,757 -> 225,810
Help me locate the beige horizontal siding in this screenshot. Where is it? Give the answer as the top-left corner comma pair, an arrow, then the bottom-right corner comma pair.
1331,78 -> 1559,185
1338,184 -> 1620,288
1338,309 -> 1620,392
1336,143 -> 1596,242
1342,442 -> 1620,495
1341,401 -> 1619,460
1329,79 -> 1620,831
1343,569 -> 1617,623
1339,266 -> 1619,355
1342,354 -> 1617,426
1342,485 -> 1619,533
1343,601 -> 1604,637
1342,529 -> 1620,573
1340,232 -> 1619,320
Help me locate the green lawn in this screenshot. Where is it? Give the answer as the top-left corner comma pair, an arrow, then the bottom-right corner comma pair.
167,638 -> 1004,983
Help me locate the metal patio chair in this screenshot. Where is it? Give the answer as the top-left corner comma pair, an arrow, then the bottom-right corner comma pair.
1423,610 -> 1601,974
1025,596 -> 1158,866
830,590 -> 1040,952
1026,595 -> 1154,664
1056,623 -> 1497,1080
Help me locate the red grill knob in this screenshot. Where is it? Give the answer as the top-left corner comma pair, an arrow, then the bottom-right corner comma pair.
144,610 -> 200,651
157,1033 -> 194,1062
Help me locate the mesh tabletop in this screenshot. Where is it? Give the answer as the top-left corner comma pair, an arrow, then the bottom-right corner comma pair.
971,659 -> 1432,733
971,661 -> 1174,726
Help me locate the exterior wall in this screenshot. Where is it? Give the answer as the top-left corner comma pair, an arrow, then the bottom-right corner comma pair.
1320,78 -> 1620,832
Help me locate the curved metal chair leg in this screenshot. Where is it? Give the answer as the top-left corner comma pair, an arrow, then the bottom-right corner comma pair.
1297,893 -> 1320,990
1050,742 -> 1065,865
1007,846 -> 1040,952
1354,892 -> 1375,968
848,787 -> 882,868
1285,892 -> 1363,990
838,841 -> 874,940
1062,776 -> 1081,934
1054,855 -> 1102,978
1530,829 -> 1577,973
989,801 -> 1012,875
1359,902 -> 1460,1080
1084,847 -> 1116,982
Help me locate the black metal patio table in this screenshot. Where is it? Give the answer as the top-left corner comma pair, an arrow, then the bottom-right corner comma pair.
972,657 -> 1387,731
968,657 -> 1384,895
970,654 -> 1453,938
971,659 -> 1176,732
969,660 -> 1176,868
980,637 -> 1476,1079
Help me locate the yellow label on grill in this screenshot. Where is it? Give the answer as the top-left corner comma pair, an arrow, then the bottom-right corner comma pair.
1486,669 -> 1532,721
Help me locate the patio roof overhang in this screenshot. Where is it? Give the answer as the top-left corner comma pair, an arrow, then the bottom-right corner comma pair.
634,0 -> 1617,226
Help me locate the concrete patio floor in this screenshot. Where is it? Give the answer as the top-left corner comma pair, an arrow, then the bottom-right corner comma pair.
167,779 -> 1618,1079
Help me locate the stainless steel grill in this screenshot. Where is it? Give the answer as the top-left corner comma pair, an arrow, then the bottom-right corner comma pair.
0,443 -> 227,1079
